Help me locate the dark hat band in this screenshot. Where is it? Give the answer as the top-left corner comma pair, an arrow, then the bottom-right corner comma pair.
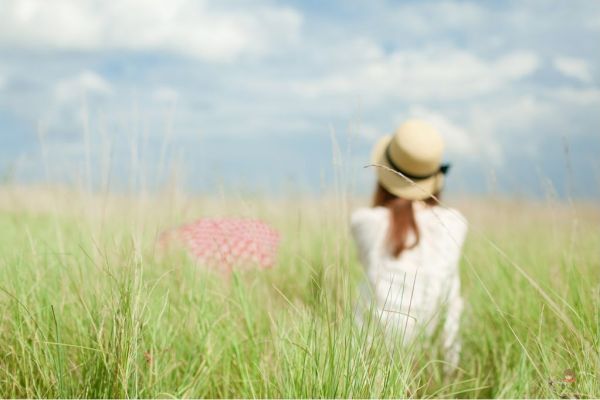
385,144 -> 450,181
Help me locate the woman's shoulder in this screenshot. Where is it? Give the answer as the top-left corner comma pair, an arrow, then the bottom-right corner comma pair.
350,207 -> 390,255
419,205 -> 468,242
430,206 -> 467,224
350,206 -> 389,228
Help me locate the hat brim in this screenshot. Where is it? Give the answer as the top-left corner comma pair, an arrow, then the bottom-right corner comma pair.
371,135 -> 444,201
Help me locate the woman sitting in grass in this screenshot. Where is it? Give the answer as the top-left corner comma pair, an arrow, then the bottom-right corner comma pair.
351,119 -> 467,370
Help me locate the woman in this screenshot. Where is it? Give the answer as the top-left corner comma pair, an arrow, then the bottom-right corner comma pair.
351,119 -> 467,369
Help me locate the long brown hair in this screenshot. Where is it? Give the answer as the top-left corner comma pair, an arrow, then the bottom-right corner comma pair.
372,183 -> 438,257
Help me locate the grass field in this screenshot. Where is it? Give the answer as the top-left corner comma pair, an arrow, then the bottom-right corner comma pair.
0,186 -> 598,398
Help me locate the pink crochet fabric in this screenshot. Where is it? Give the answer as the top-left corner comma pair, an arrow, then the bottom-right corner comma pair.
162,218 -> 280,271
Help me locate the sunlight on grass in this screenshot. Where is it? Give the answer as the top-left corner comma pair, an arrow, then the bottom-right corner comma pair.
0,187 -> 598,398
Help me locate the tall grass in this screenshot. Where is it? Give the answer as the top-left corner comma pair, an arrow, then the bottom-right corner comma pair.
0,186 -> 598,398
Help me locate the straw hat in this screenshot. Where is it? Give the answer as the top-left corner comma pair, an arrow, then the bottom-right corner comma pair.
371,119 -> 450,200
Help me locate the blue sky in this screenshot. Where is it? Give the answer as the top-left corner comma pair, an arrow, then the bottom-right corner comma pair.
1,0 -> 599,197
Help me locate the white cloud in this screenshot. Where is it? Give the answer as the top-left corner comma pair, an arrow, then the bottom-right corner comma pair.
152,86 -> 179,104
464,95 -> 557,164
292,46 -> 539,101
586,12 -> 600,31
0,0 -> 302,62
54,70 -> 112,102
553,87 -> 600,105
390,1 -> 486,35
402,107 -> 476,157
358,123 -> 383,140
29,70 -> 114,135
553,56 -> 593,83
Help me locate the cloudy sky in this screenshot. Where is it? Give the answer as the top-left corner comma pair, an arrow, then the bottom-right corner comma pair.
1,0 -> 599,197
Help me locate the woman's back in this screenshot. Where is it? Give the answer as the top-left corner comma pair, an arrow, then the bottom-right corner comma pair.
351,204 -> 467,349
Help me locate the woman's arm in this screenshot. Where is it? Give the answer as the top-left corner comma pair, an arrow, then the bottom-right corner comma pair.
350,207 -> 387,268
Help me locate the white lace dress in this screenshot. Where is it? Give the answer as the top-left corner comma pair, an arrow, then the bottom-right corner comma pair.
350,203 -> 468,367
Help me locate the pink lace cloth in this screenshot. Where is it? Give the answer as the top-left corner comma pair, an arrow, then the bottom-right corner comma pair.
161,218 -> 280,271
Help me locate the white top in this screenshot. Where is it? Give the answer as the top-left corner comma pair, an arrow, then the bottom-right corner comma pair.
350,204 -> 467,366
